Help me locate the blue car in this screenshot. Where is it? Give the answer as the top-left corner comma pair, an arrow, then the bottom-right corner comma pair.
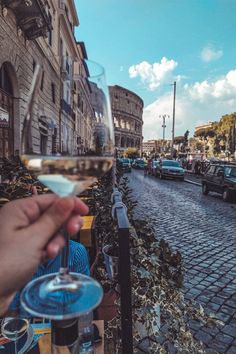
133,159 -> 145,169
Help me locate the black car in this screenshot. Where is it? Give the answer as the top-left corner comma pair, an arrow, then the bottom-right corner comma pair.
202,163 -> 236,201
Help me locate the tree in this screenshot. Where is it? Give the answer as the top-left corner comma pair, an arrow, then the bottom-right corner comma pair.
214,113 -> 236,155
125,147 -> 139,159
182,130 -> 189,152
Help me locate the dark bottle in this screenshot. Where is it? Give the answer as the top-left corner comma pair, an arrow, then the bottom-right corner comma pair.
51,318 -> 79,353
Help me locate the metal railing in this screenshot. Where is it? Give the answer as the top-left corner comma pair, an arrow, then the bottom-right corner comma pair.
111,188 -> 133,354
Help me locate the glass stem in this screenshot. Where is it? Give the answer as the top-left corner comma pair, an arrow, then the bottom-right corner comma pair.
14,333 -> 17,354
59,229 -> 69,276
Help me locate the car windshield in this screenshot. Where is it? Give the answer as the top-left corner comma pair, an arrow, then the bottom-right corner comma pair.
162,161 -> 180,167
225,166 -> 236,177
137,160 -> 144,164
153,161 -> 159,167
122,159 -> 130,163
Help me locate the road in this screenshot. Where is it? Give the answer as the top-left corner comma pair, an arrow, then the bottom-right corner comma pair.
128,169 -> 236,354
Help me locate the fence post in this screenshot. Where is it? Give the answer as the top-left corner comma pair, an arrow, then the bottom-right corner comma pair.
112,189 -> 133,354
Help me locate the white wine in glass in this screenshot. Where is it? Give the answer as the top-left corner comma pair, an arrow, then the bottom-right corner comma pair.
20,59 -> 114,320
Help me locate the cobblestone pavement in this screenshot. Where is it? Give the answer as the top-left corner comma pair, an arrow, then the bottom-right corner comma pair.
128,170 -> 236,354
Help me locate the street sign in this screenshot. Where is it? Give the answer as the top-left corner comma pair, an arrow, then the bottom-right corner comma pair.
0,107 -> 9,128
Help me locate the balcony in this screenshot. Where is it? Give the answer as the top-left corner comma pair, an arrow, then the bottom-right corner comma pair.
2,0 -> 52,40
61,99 -> 72,117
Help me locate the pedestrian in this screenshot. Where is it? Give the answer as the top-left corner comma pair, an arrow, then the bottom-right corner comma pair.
0,195 -> 88,316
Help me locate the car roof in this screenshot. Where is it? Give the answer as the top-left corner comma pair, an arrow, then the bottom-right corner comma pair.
211,163 -> 236,168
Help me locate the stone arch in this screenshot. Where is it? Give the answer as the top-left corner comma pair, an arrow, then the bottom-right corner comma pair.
115,135 -> 120,147
0,61 -> 20,157
121,136 -> 125,148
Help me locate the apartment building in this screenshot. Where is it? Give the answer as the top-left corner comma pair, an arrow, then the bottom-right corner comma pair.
0,0 -> 94,158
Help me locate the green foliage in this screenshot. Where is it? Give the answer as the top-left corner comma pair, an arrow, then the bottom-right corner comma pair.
174,136 -> 185,144
124,147 -> 139,159
92,166 -> 222,353
194,127 -> 215,139
213,113 -> 236,155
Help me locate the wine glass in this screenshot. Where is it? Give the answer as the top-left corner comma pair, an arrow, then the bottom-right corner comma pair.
1,318 -> 30,354
20,59 -> 114,320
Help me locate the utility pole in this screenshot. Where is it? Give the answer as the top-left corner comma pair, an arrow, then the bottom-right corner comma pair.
171,81 -> 176,158
159,114 -> 169,152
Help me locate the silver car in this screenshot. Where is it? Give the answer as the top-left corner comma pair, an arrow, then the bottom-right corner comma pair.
159,160 -> 184,181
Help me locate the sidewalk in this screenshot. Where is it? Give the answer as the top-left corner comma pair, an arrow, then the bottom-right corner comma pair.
184,171 -> 202,186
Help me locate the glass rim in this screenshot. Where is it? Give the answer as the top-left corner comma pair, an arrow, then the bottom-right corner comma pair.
82,59 -> 105,79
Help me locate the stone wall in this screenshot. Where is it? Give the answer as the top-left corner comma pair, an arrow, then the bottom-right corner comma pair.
109,85 -> 143,154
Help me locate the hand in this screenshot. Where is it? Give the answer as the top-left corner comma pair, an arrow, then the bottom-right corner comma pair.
0,194 -> 88,314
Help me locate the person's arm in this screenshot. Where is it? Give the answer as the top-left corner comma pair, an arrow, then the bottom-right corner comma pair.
0,195 -> 88,315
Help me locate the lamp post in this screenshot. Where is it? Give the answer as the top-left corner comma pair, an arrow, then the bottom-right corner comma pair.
159,114 -> 169,152
171,81 -> 176,158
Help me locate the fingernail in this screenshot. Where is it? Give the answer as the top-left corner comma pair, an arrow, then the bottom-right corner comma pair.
53,244 -> 60,255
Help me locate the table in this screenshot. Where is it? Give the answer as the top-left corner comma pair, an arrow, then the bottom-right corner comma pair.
75,215 -> 95,247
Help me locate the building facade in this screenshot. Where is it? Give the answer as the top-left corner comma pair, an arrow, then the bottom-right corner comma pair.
0,0 -> 95,158
109,85 -> 143,156
0,0 -> 60,157
142,139 -> 172,156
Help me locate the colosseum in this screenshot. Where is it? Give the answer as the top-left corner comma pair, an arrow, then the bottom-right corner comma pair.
109,85 -> 143,156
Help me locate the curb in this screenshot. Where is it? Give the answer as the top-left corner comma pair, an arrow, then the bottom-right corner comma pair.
184,179 -> 202,186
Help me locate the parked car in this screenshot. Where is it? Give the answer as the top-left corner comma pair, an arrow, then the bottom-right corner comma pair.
151,160 -> 161,176
202,163 -> 236,201
133,159 -> 145,169
159,160 -> 184,181
118,158 -> 131,172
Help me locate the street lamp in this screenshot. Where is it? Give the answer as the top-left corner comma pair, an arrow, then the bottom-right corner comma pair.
159,114 -> 169,152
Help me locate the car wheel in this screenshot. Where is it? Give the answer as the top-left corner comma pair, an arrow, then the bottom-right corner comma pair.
202,183 -> 209,195
222,188 -> 231,202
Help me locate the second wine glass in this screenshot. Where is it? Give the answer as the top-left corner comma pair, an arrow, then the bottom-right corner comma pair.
20,59 -> 114,319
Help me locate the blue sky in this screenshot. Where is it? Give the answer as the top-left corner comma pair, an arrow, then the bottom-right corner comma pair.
75,0 -> 236,140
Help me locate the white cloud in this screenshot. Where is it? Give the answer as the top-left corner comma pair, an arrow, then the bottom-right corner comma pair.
200,46 -> 223,63
186,69 -> 236,101
128,57 -> 178,91
143,69 -> 236,140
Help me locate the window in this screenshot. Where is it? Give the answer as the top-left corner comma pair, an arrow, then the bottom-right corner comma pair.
208,165 -> 216,174
40,71 -> 45,91
66,51 -> 69,74
51,83 -> 55,103
48,12 -> 52,46
33,60 -> 36,73
215,166 -> 224,175
40,134 -> 47,154
0,64 -> 13,94
60,38 -> 63,59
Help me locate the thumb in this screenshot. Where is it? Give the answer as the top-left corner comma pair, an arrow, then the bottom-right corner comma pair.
28,197 -> 75,249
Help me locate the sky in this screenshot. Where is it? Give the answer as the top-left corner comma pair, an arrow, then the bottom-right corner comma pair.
75,0 -> 236,140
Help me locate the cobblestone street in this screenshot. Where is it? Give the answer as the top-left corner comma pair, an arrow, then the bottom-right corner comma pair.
128,170 -> 236,354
